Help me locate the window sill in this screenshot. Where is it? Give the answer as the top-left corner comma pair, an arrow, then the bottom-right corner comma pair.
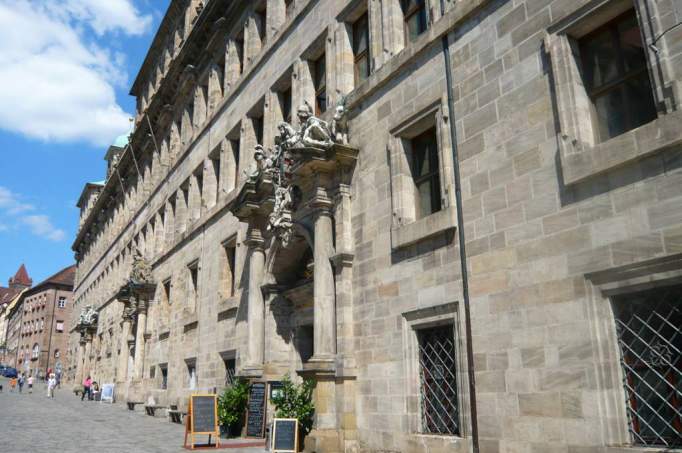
391,206 -> 456,250
605,446 -> 682,453
562,110 -> 682,185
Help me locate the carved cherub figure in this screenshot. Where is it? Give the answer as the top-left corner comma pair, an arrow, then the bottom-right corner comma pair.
330,98 -> 349,144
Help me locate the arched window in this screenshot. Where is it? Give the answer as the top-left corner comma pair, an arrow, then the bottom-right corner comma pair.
32,343 -> 40,359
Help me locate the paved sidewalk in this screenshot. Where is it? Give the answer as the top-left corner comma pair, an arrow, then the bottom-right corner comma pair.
0,377 -> 266,453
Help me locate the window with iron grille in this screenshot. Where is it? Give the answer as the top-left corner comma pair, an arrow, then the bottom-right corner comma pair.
224,358 -> 236,387
418,324 -> 459,435
612,285 -> 681,448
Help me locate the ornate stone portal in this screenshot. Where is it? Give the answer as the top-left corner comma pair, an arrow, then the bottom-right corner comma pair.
74,305 -> 99,385
114,250 -> 156,400
230,102 -> 357,451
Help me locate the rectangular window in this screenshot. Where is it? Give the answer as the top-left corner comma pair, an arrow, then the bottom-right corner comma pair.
285,0 -> 294,19
252,116 -> 264,145
236,36 -> 245,74
255,6 -> 267,44
58,297 -> 66,309
163,279 -> 172,305
418,324 -> 459,435
224,358 -> 236,387
612,285 -> 681,447
312,53 -> 326,115
56,321 -> 64,333
280,86 -> 292,124
352,13 -> 370,85
579,10 -> 656,141
186,360 -> 197,390
222,240 -> 237,298
410,127 -> 441,218
160,363 -> 168,390
402,0 -> 428,43
150,366 -> 156,379
188,262 -> 199,308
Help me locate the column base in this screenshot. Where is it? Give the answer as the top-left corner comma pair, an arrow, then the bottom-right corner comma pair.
238,366 -> 264,378
303,428 -> 344,453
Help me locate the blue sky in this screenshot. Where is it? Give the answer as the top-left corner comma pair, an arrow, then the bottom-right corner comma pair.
0,0 -> 170,285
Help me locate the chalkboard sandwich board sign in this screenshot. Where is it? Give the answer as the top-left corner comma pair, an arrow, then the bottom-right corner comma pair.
183,394 -> 220,450
272,418 -> 299,453
246,382 -> 267,438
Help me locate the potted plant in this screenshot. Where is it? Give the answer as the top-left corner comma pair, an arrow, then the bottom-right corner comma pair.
218,379 -> 249,438
270,375 -> 315,450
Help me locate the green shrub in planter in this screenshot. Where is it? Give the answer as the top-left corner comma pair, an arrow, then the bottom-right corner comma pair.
270,375 -> 315,437
218,379 -> 250,436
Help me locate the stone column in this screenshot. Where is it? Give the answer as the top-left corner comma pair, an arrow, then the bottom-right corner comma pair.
82,336 -> 93,379
133,300 -> 148,380
117,313 -> 132,384
75,339 -> 85,384
312,203 -> 336,361
244,225 -> 265,372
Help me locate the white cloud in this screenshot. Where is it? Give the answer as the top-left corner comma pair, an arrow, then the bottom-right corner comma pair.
0,186 -> 65,242
0,0 -> 152,146
59,0 -> 153,36
21,215 -> 66,242
0,186 -> 35,214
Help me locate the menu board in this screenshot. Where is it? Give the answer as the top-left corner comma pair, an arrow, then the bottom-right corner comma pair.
191,395 -> 217,434
246,382 -> 266,438
272,418 -> 298,452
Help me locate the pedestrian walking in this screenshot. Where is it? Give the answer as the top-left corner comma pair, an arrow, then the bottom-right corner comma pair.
18,373 -> 24,393
27,374 -> 33,393
9,377 -> 17,392
46,373 -> 56,398
81,375 -> 92,401
56,369 -> 62,389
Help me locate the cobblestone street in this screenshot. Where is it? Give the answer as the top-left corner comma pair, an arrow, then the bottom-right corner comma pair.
0,377 -> 265,453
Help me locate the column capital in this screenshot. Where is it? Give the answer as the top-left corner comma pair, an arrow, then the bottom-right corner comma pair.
245,227 -> 266,250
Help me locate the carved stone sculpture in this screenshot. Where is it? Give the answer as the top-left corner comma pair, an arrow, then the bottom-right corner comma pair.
268,186 -> 294,247
330,98 -> 349,144
79,305 -> 98,327
295,102 -> 333,150
130,248 -> 152,284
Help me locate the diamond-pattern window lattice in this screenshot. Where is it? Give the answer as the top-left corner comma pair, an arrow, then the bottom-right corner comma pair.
418,324 -> 459,435
613,286 -> 682,447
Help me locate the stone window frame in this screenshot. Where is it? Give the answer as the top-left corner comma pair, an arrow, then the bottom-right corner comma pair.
584,254 -> 682,450
401,302 -> 471,439
186,259 -> 200,311
388,97 -> 457,249
220,236 -> 238,302
185,357 -> 197,390
545,0 -> 682,185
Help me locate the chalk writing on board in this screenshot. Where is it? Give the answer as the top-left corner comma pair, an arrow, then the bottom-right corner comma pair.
246,382 -> 266,437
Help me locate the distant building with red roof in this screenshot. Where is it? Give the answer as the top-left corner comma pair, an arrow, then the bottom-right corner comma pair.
4,264 -> 75,377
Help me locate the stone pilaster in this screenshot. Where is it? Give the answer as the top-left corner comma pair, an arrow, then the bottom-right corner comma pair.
311,198 -> 337,362
117,310 -> 133,384
133,300 -> 148,380
75,339 -> 85,385
243,224 -> 265,376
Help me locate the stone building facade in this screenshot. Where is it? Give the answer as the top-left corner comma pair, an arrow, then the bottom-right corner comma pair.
68,0 -> 682,452
0,264 -> 32,365
9,265 -> 75,378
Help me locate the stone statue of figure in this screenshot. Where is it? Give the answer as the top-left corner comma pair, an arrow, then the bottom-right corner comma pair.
79,305 -> 98,326
245,145 -> 277,183
296,101 -> 333,150
268,186 -> 294,247
277,122 -> 300,150
330,98 -> 349,144
131,248 -> 152,284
